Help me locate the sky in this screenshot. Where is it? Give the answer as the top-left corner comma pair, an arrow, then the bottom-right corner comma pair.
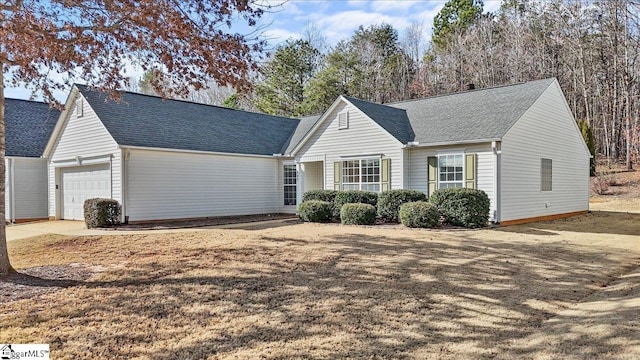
6,0 -> 503,102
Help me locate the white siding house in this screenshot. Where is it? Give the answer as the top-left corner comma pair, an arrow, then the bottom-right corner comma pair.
44,85 -> 300,222
500,81 -> 591,223
40,78 -> 588,225
5,99 -> 59,223
290,78 -> 590,224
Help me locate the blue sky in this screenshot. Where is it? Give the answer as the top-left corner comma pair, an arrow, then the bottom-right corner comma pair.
259,0 -> 502,47
6,0 -> 503,102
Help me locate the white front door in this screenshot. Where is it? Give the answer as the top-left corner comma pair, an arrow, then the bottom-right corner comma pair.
61,164 -> 111,220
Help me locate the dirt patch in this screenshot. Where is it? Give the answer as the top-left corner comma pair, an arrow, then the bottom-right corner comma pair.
112,213 -> 297,230
0,264 -> 93,304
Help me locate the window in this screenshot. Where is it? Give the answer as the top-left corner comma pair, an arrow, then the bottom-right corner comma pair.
283,164 -> 297,205
342,158 -> 380,192
541,158 -> 552,191
338,111 -> 349,129
438,154 -> 464,189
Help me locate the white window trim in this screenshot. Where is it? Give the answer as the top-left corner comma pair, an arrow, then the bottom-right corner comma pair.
436,151 -> 465,189
341,157 -> 381,192
338,111 -> 349,130
283,162 -> 297,206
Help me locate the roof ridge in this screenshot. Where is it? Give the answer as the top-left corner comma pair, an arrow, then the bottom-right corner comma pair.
6,98 -> 52,105
386,77 -> 557,106
74,83 -> 300,122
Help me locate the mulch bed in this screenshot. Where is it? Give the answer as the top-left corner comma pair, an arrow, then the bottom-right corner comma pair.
0,265 -> 93,304
110,213 -> 298,231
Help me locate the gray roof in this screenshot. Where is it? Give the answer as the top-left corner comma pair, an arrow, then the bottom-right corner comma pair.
282,114 -> 321,154
346,78 -> 555,145
344,97 -> 415,143
77,85 -> 300,156
6,99 -> 60,157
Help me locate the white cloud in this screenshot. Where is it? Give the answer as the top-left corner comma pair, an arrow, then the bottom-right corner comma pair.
262,28 -> 301,46
316,10 -> 411,44
484,0 -> 503,14
370,0 -> 423,13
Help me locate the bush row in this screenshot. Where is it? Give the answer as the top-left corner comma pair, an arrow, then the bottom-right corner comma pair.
299,188 -> 490,228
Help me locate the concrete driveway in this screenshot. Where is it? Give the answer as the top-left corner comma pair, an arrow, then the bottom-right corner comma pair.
6,218 -> 298,242
6,220 -> 88,241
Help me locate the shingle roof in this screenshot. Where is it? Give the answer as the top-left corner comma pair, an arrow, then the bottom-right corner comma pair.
343,97 -> 415,144
345,78 -> 555,145
77,85 -> 300,156
282,114 -> 321,154
6,99 -> 60,157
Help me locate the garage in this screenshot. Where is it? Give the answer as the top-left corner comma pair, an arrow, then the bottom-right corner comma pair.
61,164 -> 111,220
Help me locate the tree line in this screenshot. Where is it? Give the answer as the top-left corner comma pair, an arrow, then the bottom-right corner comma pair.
133,0 -> 640,169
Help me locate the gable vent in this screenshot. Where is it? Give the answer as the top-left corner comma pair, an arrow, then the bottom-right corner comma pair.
338,111 -> 349,129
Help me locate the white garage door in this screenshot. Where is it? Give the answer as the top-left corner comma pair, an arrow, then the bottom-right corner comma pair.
62,164 -> 111,220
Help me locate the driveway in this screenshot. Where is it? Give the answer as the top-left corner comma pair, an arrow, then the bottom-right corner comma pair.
6,218 -> 298,242
6,221 -> 88,241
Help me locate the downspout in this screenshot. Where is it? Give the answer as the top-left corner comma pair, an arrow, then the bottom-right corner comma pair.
492,141 -> 501,223
122,149 -> 129,224
9,158 -> 15,224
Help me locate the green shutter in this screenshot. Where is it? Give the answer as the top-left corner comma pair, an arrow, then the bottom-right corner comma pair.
333,161 -> 341,190
427,156 -> 437,197
381,158 -> 391,191
465,154 -> 476,189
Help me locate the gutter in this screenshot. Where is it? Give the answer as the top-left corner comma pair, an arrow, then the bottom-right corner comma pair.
401,138 -> 502,149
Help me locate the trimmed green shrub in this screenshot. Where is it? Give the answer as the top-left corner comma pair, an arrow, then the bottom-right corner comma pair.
399,201 -> 440,228
84,198 -> 121,228
378,189 -> 428,222
302,190 -> 339,204
298,200 -> 333,223
333,190 -> 378,218
429,188 -> 490,228
340,203 -> 376,225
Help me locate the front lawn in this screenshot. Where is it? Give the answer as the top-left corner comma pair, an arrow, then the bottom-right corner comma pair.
1,211 -> 639,359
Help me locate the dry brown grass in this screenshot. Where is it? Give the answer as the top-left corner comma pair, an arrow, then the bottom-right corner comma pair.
1,209 -> 639,359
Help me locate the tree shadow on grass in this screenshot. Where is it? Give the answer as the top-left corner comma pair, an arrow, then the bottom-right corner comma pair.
25,231 -> 633,359
0,265 -> 88,303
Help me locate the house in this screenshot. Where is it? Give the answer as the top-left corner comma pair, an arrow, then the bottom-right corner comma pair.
44,85 -> 302,222
44,78 -> 589,225
5,99 -> 59,223
290,78 -> 590,225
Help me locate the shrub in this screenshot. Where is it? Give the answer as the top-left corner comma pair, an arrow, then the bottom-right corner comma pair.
302,189 -> 339,204
399,201 -> 440,228
84,198 -> 121,228
298,200 -> 333,223
377,189 -> 428,222
429,188 -> 490,228
333,190 -> 378,218
340,203 -> 376,225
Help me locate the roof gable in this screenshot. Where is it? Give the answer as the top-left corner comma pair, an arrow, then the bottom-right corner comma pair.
77,85 -> 300,156
388,78 -> 555,144
6,99 -> 60,157
343,96 -> 415,144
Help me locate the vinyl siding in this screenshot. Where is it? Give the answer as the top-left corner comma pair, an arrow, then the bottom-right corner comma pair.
407,143 -> 496,216
48,93 -> 121,217
500,81 -> 590,222
295,101 -> 403,191
5,157 -> 48,220
126,149 -> 280,221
